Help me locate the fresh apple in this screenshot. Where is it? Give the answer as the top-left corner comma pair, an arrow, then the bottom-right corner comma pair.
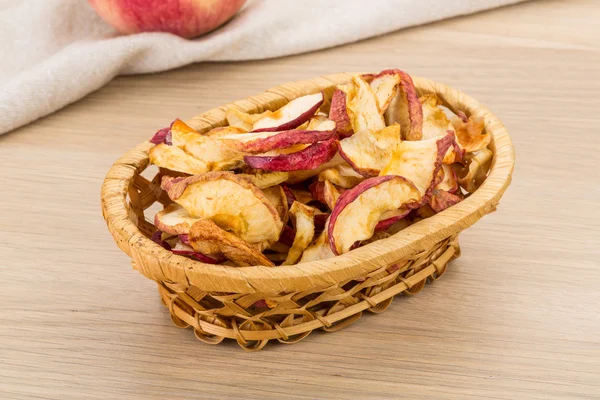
87,0 -> 246,38
252,92 -> 324,132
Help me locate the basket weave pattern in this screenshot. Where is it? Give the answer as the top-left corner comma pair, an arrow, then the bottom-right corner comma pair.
101,73 -> 514,350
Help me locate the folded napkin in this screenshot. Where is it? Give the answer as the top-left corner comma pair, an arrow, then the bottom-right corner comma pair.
0,0 -> 525,135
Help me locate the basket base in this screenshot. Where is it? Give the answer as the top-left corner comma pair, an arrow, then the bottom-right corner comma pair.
154,235 -> 460,351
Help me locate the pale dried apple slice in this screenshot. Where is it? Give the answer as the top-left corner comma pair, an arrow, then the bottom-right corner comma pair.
154,203 -> 200,235
375,208 -> 411,231
347,75 -> 386,134
244,136 -> 337,172
456,148 -> 493,193
329,84 -> 356,138
363,72 -> 401,113
436,164 -> 459,193
318,164 -> 364,189
283,202 -> 316,265
237,171 -> 289,189
328,175 -> 421,254
419,94 -> 462,163
374,69 -> 423,141
188,219 -> 274,267
262,185 -> 289,226
219,120 -> 336,153
380,131 -> 455,200
162,172 -> 283,245
149,144 -> 209,175
183,135 -> 244,172
451,114 -> 490,153
338,123 -> 401,177
299,230 -> 335,264
252,92 -> 324,132
226,108 -> 273,131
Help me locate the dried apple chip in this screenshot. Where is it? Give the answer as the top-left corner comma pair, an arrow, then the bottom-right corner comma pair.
362,72 -> 401,113
252,92 -> 324,132
346,75 -> 386,135
237,171 -> 289,189
244,136 -> 338,172
283,202 -> 316,265
149,144 -> 209,175
380,132 -> 455,200
318,164 -> 364,189
451,114 -> 490,153
219,120 -> 336,153
436,164 -> 459,193
328,175 -> 421,254
188,219 -> 274,267
161,172 -> 283,245
226,108 -> 273,131
299,230 -> 335,264
338,123 -> 401,177
154,203 -> 200,236
372,69 -> 423,141
329,84 -> 356,138
456,148 -> 493,193
430,189 -> 463,213
262,185 -> 289,226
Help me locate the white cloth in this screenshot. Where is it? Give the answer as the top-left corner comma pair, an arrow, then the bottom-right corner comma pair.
0,0 -> 525,135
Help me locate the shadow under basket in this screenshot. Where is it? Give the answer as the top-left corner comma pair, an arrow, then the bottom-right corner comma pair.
101,73 -> 515,351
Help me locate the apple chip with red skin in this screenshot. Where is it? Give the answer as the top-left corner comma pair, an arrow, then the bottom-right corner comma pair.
338,123 -> 401,177
367,69 -> 423,141
154,204 -> 200,236
362,72 -> 401,113
283,202 -> 316,265
189,219 -> 274,267
430,189 -> 463,213
149,144 -> 210,176
328,175 -> 421,254
419,94 -> 463,164
244,135 -> 338,172
456,148 -> 493,193
161,172 -> 283,246
252,92 -> 324,132
329,84 -> 356,138
346,75 -> 386,135
380,131 -> 455,201
219,120 -> 336,153
451,113 -> 490,153
436,164 -> 459,194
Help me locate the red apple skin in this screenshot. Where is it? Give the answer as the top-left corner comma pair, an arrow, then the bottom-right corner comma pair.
244,136 -> 337,172
87,0 -> 246,38
252,93 -> 324,133
224,127 -> 336,153
328,175 -> 419,255
329,89 -> 354,138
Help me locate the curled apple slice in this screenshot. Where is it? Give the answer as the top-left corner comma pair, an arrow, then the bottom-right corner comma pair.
347,75 -> 386,134
456,148 -> 493,193
149,144 -> 209,175
161,172 -> 283,245
299,230 -> 335,263
188,219 -> 274,267
219,120 -> 336,153
329,84 -> 356,138
451,114 -> 490,153
380,131 -> 455,200
419,95 -> 462,163
283,202 -> 316,265
262,185 -> 289,226
375,208 -> 411,231
244,136 -> 337,172
362,72 -> 401,113
373,69 -> 423,141
338,123 -> 401,177
226,108 -> 273,131
237,171 -> 289,189
436,164 -> 459,193
318,164 -> 364,189
328,175 -> 421,254
429,189 -> 463,213
154,203 -> 200,235
252,92 -> 324,132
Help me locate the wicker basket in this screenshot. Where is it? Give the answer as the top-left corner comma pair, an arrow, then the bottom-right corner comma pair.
101,72 -> 514,351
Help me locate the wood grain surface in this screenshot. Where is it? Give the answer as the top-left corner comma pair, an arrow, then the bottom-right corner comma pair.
1,0 -> 599,398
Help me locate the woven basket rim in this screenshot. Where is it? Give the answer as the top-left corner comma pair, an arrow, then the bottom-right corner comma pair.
101,73 -> 515,294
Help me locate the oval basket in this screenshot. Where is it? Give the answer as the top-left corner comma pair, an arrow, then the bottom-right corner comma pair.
101,72 -> 514,350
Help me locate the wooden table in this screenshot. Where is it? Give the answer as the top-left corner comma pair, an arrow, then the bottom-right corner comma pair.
2,1 -> 599,398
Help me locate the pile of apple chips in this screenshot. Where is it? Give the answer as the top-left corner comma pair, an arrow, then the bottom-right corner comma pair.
148,69 -> 492,267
